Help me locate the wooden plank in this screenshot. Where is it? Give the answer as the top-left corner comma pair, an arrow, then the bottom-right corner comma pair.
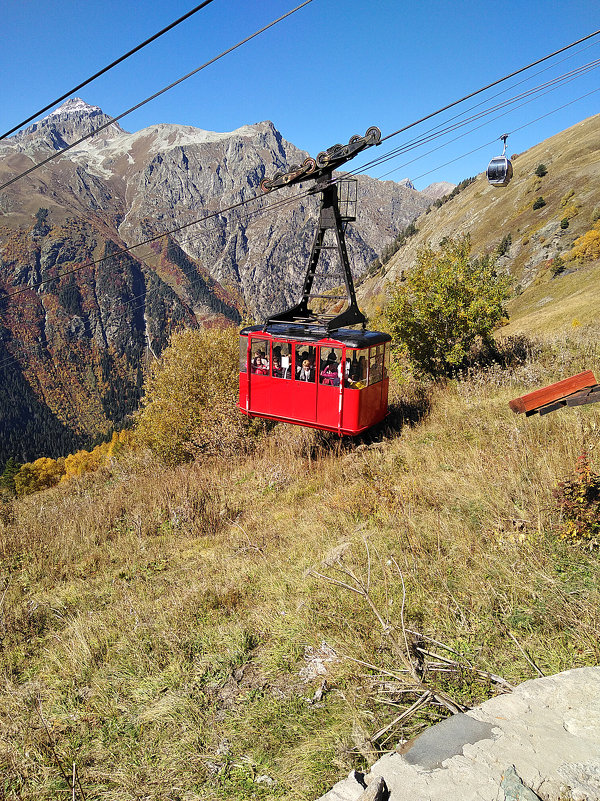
538,401 -> 567,416
509,370 -> 597,414
566,387 -> 600,407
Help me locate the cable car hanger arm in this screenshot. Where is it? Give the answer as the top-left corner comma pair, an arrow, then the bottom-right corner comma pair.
260,126 -> 381,193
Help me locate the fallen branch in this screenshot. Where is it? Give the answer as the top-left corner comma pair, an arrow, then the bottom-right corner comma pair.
370,690 -> 431,742
416,647 -> 514,690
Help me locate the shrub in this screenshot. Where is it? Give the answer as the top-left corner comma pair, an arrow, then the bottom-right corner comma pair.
553,451 -> 600,544
570,221 -> 600,263
496,233 -> 512,257
532,197 -> 546,210
14,457 -> 65,496
560,218 -> 570,230
136,326 -> 258,464
561,189 -> 575,207
383,235 -> 511,377
534,164 -> 548,177
551,256 -> 565,277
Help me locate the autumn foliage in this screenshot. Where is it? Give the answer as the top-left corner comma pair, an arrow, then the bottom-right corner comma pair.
383,235 -> 511,376
11,431 -> 134,496
570,219 -> 600,263
135,326 -> 257,465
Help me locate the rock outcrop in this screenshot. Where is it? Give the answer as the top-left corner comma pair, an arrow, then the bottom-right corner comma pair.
318,667 -> 600,801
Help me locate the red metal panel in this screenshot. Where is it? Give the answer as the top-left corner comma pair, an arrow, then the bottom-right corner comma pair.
342,388 -> 360,432
290,380 -> 317,424
317,383 -> 342,429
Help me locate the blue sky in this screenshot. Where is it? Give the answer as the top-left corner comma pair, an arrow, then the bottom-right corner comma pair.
1,0 -> 598,189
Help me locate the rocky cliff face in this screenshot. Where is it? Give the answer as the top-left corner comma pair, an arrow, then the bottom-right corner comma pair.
0,99 -> 430,461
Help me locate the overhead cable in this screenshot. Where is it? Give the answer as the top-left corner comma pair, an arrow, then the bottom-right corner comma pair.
0,0 -> 314,193
334,56 -> 600,180
0,0 -> 218,142
379,27 -> 600,144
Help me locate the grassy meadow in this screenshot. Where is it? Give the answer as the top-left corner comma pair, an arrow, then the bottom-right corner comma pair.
2,322 -> 600,799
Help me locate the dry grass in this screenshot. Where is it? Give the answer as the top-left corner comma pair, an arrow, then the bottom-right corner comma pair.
2,333 -> 600,799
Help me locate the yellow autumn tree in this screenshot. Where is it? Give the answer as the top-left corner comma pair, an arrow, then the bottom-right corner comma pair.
14,457 -> 66,496
62,443 -> 109,479
570,220 -> 600,263
136,326 -> 256,465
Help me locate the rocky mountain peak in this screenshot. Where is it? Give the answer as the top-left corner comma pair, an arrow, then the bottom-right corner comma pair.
13,97 -> 126,150
48,97 -> 103,117
421,181 -> 456,200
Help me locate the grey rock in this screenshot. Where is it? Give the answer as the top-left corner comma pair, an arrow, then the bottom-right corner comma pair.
316,667 -> 600,801
398,713 -> 495,770
357,776 -> 387,801
500,766 -> 541,800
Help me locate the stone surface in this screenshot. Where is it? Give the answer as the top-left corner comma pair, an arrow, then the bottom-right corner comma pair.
317,667 -> 600,801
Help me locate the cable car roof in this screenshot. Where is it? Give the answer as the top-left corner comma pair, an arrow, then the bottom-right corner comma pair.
240,323 -> 391,348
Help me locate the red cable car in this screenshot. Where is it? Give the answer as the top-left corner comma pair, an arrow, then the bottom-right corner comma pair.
239,324 -> 390,435
237,126 -> 392,435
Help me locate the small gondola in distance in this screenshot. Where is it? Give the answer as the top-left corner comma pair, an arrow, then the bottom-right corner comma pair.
487,133 -> 513,187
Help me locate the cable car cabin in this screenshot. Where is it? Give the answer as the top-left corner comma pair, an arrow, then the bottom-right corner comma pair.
486,155 -> 513,187
238,324 -> 391,435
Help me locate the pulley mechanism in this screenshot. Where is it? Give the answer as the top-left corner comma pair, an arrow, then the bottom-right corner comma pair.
260,126 -> 381,333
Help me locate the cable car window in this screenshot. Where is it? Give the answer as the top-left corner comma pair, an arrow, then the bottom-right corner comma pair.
487,159 -> 505,181
319,346 -> 342,385
295,343 -> 316,382
239,336 -> 248,373
348,348 -> 368,388
250,339 -> 269,374
384,342 -> 390,378
369,345 -> 384,385
272,340 -> 292,379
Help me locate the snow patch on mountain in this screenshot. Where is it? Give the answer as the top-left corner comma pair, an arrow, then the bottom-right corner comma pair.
48,98 -> 102,117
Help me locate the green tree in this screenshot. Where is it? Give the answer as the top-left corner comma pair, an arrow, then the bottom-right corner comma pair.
535,163 -> 548,177
383,235 -> 511,376
0,458 -> 21,495
136,326 -> 258,465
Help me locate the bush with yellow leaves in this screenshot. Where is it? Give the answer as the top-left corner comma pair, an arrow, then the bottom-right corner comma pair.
570,220 -> 600,263
14,457 -> 66,496
135,326 -> 260,464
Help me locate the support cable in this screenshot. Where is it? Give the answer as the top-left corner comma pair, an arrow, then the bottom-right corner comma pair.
379,27 -> 600,144
0,0 -> 218,142
0,0 -> 314,193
